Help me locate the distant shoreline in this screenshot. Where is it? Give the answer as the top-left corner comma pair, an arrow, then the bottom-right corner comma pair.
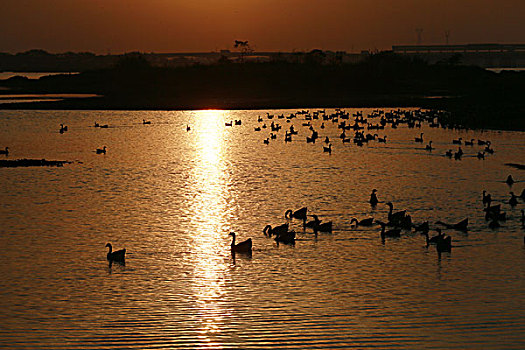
1,53 -> 524,132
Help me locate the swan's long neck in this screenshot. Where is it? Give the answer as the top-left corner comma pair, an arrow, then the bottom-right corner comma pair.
107,244 -> 112,254
230,234 -> 236,246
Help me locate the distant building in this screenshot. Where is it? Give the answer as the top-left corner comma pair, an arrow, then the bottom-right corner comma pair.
392,43 -> 525,68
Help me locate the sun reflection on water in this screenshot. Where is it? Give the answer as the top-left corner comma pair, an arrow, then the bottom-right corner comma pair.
186,110 -> 232,344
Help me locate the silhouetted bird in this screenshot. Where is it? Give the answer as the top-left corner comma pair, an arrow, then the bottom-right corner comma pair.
369,189 -> 379,206
106,243 -> 126,262
229,232 -> 252,253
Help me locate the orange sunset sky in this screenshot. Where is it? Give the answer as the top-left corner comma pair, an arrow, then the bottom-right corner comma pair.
1,0 -> 524,54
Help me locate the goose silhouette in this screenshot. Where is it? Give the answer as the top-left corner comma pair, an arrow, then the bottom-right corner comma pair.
143,119 -> 151,125
435,235 -> 452,253
369,189 -> 379,206
273,230 -> 296,245
482,190 -> 492,206
488,218 -> 500,229
509,192 -> 518,206
506,175 -> 514,185
452,137 -> 462,145
425,141 -> 433,151
229,232 -> 252,253
436,218 -> 468,231
413,221 -> 430,234
350,217 -> 375,227
386,202 -> 406,225
423,228 -> 444,246
415,133 -> 424,143
312,218 -> 333,234
106,243 -> 126,262
263,223 -> 289,237
285,207 -> 307,224
379,222 -> 401,238
96,146 -> 107,154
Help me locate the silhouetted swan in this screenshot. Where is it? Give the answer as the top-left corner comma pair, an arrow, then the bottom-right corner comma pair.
477,152 -> 485,159
386,202 -> 406,225
96,146 -> 107,154
445,149 -> 453,157
379,222 -> 401,238
425,141 -> 433,151
143,119 -> 151,125
509,192 -> 518,206
254,127 -> 261,131
94,122 -> 100,127
263,223 -> 289,237
350,217 -> 374,227
370,189 -> 379,206
59,124 -> 68,133
106,243 -> 126,262
324,136 -> 330,144
99,124 -> 109,128
263,138 -> 269,145
285,207 -> 307,224
415,133 -> 424,143
229,232 -> 252,253
506,175 -> 515,185
186,125 -> 191,131
464,139 -> 474,146
436,218 -> 468,231
323,144 -> 332,154
225,121 -> 233,127
0,147 -> 8,155
452,137 -> 462,145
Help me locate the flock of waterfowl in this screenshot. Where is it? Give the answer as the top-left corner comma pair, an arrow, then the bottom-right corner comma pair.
1,107 -> 522,263
226,108 -> 524,257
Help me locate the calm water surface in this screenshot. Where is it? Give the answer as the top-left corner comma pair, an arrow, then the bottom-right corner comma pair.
0,109 -> 524,349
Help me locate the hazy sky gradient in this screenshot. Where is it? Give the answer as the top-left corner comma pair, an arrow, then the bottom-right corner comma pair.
1,0 -> 524,53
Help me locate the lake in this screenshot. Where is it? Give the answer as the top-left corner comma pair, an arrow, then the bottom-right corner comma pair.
0,108 -> 524,349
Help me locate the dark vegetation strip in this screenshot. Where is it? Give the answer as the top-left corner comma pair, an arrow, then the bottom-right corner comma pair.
0,159 -> 72,167
1,52 -> 524,131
